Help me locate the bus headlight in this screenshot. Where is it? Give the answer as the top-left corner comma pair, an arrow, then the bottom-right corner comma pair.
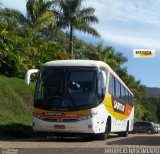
79,112 -> 98,120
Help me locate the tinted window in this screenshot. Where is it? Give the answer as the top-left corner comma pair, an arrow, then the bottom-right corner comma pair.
125,90 -> 129,103
109,74 -> 115,96
134,122 -> 140,126
144,123 -> 151,126
109,74 -> 133,105
121,86 -> 125,102
129,94 -> 134,106
34,68 -> 97,110
115,80 -> 121,99
134,122 -> 151,127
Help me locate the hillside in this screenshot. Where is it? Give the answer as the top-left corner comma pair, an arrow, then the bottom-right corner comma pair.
146,87 -> 160,97
0,75 -> 35,137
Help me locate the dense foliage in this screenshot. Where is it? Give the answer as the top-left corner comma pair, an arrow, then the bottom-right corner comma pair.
0,0 -> 159,123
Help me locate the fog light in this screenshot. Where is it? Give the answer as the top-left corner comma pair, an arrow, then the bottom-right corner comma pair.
88,124 -> 92,129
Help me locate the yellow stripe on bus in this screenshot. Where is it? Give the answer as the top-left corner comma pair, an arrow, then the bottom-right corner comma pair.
34,108 -> 91,115
104,93 -> 130,120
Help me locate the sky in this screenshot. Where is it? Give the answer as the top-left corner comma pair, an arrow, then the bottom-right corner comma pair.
2,0 -> 160,87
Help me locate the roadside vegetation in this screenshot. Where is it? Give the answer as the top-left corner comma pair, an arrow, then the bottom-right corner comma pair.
0,75 -> 34,137
0,0 -> 159,137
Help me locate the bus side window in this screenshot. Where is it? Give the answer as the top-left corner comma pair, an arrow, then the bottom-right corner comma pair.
121,85 -> 125,102
115,80 -> 121,99
109,74 -> 115,96
125,90 -> 129,103
132,95 -> 134,106
129,94 -> 134,106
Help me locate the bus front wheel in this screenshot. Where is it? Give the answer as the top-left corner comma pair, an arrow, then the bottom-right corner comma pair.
95,119 -> 110,140
96,126 -> 108,140
118,122 -> 129,137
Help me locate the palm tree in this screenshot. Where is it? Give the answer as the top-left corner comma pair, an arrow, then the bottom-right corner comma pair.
25,0 -> 55,30
96,43 -> 117,67
96,42 -> 128,69
57,0 -> 100,58
0,0 -> 55,32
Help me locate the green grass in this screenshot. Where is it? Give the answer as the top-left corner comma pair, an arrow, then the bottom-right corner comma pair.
0,75 -> 35,137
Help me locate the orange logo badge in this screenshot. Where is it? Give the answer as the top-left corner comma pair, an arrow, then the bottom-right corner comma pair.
133,49 -> 155,58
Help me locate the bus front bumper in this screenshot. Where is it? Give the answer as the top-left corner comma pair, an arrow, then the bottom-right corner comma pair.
33,116 -> 106,134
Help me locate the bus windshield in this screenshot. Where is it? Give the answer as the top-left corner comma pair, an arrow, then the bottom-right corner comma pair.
34,67 -> 97,110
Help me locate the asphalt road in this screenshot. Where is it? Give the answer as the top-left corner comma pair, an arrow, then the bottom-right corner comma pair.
1,133 -> 160,154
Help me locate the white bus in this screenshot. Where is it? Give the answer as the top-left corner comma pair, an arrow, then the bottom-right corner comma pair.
25,60 -> 134,139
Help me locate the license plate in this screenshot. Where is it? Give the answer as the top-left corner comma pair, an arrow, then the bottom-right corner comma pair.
54,125 -> 65,129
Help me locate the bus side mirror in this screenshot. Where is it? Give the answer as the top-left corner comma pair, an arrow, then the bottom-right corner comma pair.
25,69 -> 39,84
99,71 -> 106,88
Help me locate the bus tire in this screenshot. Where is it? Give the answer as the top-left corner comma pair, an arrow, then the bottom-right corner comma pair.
118,130 -> 128,137
118,122 -> 129,137
95,118 -> 111,140
96,126 -> 108,140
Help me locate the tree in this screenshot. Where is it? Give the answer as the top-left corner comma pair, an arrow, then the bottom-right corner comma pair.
0,0 -> 55,32
25,0 -> 55,31
56,0 -> 100,58
157,104 -> 160,122
96,43 -> 117,67
0,17 -> 29,76
0,8 -> 68,77
95,43 -> 128,71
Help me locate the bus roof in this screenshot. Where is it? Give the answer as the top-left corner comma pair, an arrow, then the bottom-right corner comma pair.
44,60 -> 133,96
44,60 -> 106,67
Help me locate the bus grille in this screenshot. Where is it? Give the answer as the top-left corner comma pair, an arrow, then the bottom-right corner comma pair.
42,118 -> 80,122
